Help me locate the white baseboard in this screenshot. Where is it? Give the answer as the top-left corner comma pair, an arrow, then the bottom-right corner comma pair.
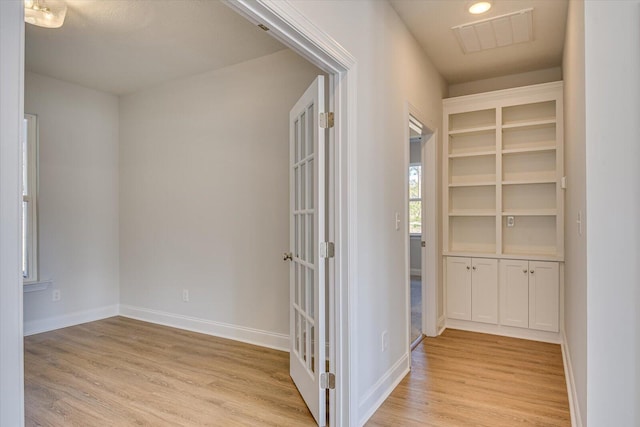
561,330 -> 583,427
119,304 -> 289,352
445,318 -> 562,344
409,268 -> 421,277
437,315 -> 446,335
24,304 -> 119,336
358,352 -> 410,426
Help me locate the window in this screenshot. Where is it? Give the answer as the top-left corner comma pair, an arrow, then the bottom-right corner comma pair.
409,163 -> 421,235
23,114 -> 39,283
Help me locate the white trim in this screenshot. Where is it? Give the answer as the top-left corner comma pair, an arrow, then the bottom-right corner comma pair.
119,305 -> 289,352
437,315 -> 446,334
403,105 -> 439,352
443,81 -> 564,109
561,330 -> 583,427
444,320 -> 562,344
223,2 -> 358,425
423,129 -> 439,338
0,1 -> 26,425
24,305 -> 118,336
357,353 -> 410,426
22,114 -> 38,284
23,280 -> 52,293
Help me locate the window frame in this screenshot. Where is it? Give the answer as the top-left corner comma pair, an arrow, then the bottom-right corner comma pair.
23,113 -> 39,284
408,162 -> 422,236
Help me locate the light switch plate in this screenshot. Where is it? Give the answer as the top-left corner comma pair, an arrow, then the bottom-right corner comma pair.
507,216 -> 515,227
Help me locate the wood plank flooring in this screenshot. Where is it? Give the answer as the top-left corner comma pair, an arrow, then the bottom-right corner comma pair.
25,318 -> 570,426
24,316 -> 316,426
367,329 -> 571,427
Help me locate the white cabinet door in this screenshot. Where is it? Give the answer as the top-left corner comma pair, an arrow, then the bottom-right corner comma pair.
471,258 -> 498,324
446,257 -> 471,320
499,259 -> 529,328
528,261 -> 559,332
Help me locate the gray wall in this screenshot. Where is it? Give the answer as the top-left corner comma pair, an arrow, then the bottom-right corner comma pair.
24,72 -> 120,333
585,1 -> 640,425
118,49 -> 322,346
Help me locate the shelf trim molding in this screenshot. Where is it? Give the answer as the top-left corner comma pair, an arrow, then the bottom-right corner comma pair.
448,150 -> 496,158
448,124 -> 496,135
501,118 -> 556,129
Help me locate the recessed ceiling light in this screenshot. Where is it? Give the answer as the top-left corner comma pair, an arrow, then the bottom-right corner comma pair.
469,1 -> 492,15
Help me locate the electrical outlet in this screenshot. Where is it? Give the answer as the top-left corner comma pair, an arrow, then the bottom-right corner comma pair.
182,289 -> 189,302
395,212 -> 400,231
381,330 -> 389,352
52,289 -> 61,302
507,216 -> 515,227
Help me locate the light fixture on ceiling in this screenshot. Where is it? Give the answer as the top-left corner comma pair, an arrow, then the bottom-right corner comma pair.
468,1 -> 492,15
24,0 -> 67,29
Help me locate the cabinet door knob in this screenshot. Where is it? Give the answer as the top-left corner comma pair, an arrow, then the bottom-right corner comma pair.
472,266 -> 476,270
523,269 -> 528,274
530,270 -> 534,274
466,266 -> 470,270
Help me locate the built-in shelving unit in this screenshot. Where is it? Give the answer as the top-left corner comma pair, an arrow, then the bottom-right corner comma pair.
443,82 -> 564,262
443,83 -> 564,341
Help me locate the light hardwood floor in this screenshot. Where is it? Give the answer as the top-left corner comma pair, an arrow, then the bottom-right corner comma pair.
367,329 -> 571,427
24,316 -> 316,426
25,318 -> 570,426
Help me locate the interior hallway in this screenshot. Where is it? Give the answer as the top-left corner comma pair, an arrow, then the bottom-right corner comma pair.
367,329 -> 570,427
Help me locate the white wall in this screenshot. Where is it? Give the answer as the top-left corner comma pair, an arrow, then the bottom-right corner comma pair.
118,49 -> 322,349
449,67 -> 562,97
561,0 -> 587,424
584,1 -> 640,425
288,1 -> 448,423
23,72 -> 120,334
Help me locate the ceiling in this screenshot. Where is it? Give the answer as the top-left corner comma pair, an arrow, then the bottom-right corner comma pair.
390,0 -> 569,84
27,1 -> 569,94
25,0 -> 286,95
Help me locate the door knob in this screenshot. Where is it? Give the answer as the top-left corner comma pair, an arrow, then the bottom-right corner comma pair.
283,252 -> 293,261
530,270 -> 534,274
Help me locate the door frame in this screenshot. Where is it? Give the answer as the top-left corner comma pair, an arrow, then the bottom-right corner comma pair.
0,2 -> 26,426
403,104 -> 438,363
0,1 -> 358,426
220,2 -> 358,426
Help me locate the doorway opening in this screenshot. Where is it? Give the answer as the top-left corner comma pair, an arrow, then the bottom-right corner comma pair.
408,115 -> 425,349
1,1 -> 356,425
405,107 -> 438,357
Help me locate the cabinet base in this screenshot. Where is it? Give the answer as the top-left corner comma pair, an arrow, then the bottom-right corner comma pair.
444,318 -> 561,344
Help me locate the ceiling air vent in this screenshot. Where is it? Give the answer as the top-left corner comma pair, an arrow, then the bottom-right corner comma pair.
452,8 -> 533,54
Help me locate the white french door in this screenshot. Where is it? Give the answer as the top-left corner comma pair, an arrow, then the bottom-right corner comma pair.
289,76 -> 327,426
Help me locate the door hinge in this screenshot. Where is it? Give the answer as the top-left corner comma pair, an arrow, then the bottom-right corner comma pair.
320,372 -> 335,390
319,112 -> 334,129
319,241 -> 335,259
